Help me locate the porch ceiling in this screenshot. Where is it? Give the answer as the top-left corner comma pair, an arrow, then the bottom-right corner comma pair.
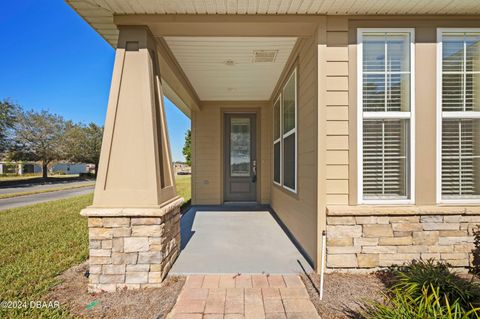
163,37 -> 297,101
66,0 -> 480,47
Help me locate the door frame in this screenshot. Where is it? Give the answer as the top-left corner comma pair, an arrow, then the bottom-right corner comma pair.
221,107 -> 262,204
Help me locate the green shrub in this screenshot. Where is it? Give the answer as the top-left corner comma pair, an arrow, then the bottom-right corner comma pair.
364,260 -> 480,319
365,285 -> 480,319
393,259 -> 480,309
471,226 -> 480,277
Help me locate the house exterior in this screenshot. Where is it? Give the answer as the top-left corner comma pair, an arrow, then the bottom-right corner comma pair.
51,162 -> 89,175
67,0 -> 480,291
0,162 -> 42,175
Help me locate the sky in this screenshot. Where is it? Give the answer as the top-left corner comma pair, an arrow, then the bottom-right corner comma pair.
0,1 -> 190,162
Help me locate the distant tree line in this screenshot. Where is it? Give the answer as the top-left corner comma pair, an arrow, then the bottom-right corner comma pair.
182,129 -> 191,166
0,99 -> 103,179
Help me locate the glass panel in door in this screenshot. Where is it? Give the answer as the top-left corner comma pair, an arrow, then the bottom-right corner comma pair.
230,118 -> 251,177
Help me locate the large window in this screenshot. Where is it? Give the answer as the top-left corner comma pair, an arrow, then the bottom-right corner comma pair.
357,29 -> 415,204
273,69 -> 297,192
437,29 -> 480,203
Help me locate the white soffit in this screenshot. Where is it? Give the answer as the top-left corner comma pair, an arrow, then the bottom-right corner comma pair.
164,37 -> 297,101
67,0 -> 480,15
66,0 -> 480,47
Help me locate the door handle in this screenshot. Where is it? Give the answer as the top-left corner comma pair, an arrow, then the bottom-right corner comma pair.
252,160 -> 257,183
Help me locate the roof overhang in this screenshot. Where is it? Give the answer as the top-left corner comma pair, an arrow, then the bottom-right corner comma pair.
66,0 -> 480,47
65,0 -> 480,116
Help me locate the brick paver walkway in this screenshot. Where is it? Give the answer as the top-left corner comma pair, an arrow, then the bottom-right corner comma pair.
167,274 -> 320,319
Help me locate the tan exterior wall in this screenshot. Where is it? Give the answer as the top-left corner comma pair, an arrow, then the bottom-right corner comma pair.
322,16 -> 480,271
191,102 -> 271,205
270,35 -> 319,265
312,16 -> 480,207
325,17 -> 350,206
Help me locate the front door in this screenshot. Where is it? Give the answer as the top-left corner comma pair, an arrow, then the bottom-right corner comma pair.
224,114 -> 257,202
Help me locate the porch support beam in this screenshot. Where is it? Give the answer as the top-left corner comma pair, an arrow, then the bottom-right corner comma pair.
114,14 -> 322,37
93,26 -> 178,208
81,26 -> 183,292
156,38 -> 201,116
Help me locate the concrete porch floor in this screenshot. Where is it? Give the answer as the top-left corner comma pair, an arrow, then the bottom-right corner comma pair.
169,206 -> 314,275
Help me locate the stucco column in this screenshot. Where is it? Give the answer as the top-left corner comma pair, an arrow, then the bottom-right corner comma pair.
81,27 -> 183,292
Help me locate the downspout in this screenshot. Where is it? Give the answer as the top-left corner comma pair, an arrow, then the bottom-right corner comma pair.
320,229 -> 326,300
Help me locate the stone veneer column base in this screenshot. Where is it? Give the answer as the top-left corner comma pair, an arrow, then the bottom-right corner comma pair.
80,197 -> 183,292
325,206 -> 480,271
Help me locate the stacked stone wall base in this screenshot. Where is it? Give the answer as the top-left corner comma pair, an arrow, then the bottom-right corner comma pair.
81,198 -> 183,292
326,207 -> 480,270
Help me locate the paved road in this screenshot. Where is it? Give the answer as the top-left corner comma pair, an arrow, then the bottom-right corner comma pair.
0,186 -> 94,210
0,180 -> 94,195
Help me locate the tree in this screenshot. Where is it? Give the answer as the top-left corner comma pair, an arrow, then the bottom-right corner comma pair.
11,109 -> 66,179
0,99 -> 17,154
62,122 -> 103,177
182,129 -> 191,166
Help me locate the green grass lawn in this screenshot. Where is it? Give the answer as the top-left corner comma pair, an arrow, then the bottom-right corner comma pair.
0,173 -> 42,181
0,177 -> 191,318
175,175 -> 191,204
0,194 -> 92,318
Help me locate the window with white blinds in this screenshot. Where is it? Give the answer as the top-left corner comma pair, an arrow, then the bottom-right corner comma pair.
437,29 -> 480,203
357,29 -> 415,204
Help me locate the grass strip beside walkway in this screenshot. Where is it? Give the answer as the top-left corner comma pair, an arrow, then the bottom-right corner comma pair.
0,194 -> 92,318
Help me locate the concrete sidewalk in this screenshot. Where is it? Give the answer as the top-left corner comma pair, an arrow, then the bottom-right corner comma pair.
169,207 -> 313,275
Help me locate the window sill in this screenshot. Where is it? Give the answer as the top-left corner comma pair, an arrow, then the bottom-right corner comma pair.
272,182 -> 299,199
326,205 -> 480,216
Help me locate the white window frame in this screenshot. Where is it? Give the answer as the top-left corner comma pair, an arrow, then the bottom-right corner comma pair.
357,28 -> 416,205
282,68 -> 298,193
436,28 -> 480,204
272,68 -> 297,194
273,94 -> 282,186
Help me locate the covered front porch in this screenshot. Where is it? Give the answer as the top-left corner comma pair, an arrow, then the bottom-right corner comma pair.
80,14 -> 324,292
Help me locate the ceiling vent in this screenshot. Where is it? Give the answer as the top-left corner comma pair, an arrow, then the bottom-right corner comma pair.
252,50 -> 278,63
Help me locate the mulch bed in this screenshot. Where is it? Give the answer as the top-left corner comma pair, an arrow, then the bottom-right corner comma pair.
46,262 -> 185,319
301,272 -> 387,319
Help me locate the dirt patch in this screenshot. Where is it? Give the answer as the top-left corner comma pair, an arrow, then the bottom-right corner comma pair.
301,272 -> 386,319
46,262 -> 185,319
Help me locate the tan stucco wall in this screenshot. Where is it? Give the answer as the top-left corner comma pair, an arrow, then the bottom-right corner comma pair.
191,102 -> 271,205
270,34 -> 320,266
